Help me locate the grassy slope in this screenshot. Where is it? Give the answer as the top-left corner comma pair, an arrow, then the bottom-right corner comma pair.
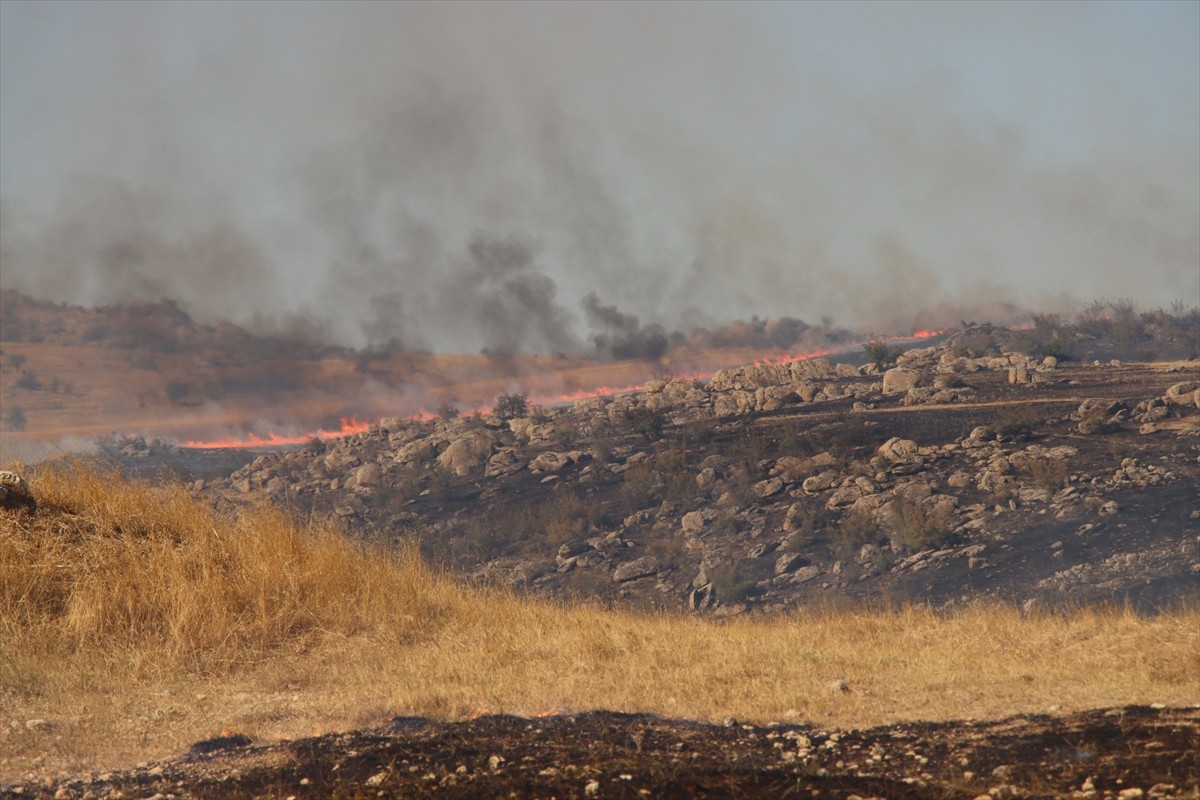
2,464 -> 1198,779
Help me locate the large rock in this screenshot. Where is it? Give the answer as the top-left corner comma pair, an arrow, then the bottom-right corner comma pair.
681,510 -> 710,534
708,359 -> 835,393
0,471 -> 35,512
802,470 -> 839,494
825,484 -> 864,510
877,437 -> 919,463
485,449 -> 525,478
774,552 -> 809,575
882,368 -> 921,395
1164,381 -> 1200,406
354,463 -> 382,488
437,430 -> 496,477
612,556 -> 659,583
529,451 -> 574,474
752,477 -> 785,498
393,439 -> 436,465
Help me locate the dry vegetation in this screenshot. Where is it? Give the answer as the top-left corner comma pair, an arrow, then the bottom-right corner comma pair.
2,464 -> 1198,780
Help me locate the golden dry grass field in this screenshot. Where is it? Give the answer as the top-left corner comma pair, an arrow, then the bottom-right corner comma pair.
2,464 -> 1197,781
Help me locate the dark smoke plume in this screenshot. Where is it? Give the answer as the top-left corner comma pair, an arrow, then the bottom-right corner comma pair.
582,292 -> 669,361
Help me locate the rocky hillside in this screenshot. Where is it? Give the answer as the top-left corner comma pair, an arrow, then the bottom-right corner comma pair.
191,332 -> 1200,614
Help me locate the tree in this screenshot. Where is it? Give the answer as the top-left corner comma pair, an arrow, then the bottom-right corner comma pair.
619,406 -> 668,441
494,392 -> 528,421
863,340 -> 903,368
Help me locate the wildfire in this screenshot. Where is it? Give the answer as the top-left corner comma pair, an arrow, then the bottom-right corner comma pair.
183,417 -> 371,449
180,328 -> 948,449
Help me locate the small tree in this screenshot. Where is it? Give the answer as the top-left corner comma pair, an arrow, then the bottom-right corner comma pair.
619,406 -> 668,441
494,392 -> 528,421
863,340 -> 903,368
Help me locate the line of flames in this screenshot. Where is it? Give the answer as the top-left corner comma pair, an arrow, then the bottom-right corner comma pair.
183,329 -> 948,450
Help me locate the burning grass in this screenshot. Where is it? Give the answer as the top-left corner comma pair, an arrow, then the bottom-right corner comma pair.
2,464 -> 1198,779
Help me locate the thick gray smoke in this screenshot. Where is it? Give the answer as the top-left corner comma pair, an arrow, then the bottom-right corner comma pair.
1,2 -> 1196,351
582,292 -> 669,361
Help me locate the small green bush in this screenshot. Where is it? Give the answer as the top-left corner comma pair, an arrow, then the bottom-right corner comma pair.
494,392 -> 528,421
864,340 -> 903,368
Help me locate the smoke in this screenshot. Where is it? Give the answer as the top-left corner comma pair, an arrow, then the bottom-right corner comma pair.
582,291 -> 669,361
0,2 -> 1196,351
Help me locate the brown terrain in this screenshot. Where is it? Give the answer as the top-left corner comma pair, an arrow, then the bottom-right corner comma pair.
0,289 -> 857,451
2,294 -> 1199,798
10,707 -> 1198,800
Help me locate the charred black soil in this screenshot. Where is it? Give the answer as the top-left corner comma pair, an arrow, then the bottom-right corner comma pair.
10,706 -> 1197,799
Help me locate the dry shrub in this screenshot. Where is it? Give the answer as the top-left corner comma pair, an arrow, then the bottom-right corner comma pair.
834,508 -> 880,557
1027,456 -> 1068,495
993,405 -> 1042,440
887,496 -> 956,553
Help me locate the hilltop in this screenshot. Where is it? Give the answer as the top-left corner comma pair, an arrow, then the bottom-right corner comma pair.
182,328 -> 1200,616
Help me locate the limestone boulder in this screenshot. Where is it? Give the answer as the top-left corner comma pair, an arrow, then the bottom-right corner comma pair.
529,451 -> 574,474
878,437 -> 920,463
882,368 -> 921,395
437,430 -> 497,477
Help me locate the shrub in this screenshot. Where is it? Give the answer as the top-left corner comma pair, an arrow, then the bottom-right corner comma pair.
437,404 -> 460,421
864,340 -> 903,368
494,392 -> 528,421
655,446 -> 694,503
887,496 -> 955,553
553,421 -> 579,448
949,331 -> 995,359
621,462 -> 660,509
993,406 -> 1041,440
709,561 -> 770,605
834,508 -> 880,557
1039,335 -> 1072,361
619,406 -> 668,441
1027,457 -> 1068,495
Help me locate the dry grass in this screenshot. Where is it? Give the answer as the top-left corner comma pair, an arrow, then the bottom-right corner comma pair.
3,463 -> 1198,781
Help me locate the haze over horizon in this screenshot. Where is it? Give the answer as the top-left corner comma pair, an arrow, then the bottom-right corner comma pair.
1,1 -> 1197,353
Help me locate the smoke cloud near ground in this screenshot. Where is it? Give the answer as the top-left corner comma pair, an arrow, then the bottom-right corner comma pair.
0,2 -> 1196,353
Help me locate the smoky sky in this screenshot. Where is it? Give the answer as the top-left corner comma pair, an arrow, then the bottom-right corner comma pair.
0,1 -> 1197,351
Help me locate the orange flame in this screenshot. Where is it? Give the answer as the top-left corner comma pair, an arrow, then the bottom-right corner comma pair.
183,417 -> 371,449
180,329 -> 949,449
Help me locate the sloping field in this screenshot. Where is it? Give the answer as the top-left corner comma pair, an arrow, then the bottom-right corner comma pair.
2,464 -> 1197,782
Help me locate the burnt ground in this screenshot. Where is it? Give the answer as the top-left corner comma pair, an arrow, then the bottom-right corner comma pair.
8,706 -> 1197,799
153,355 -> 1200,616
